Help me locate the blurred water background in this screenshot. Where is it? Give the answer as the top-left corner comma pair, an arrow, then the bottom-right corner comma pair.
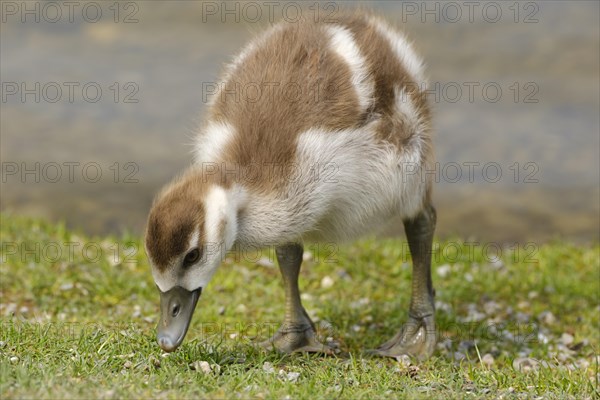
1,1 -> 598,243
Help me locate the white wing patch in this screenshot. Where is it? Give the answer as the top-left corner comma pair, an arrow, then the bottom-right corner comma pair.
327,25 -> 374,113
194,120 -> 235,165
369,17 -> 427,89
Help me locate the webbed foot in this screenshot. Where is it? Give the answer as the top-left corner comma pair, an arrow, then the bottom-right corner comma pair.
258,322 -> 336,354
369,314 -> 436,360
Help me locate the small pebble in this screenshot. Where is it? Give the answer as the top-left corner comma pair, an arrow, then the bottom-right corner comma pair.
538,311 -> 556,325
280,370 -> 300,383
190,360 -> 211,374
320,276 -> 334,289
256,257 -> 274,268
483,301 -> 500,315
60,283 -> 74,291
132,305 -> 141,318
123,361 -> 133,369
434,300 -> 452,313
512,357 -> 539,373
302,251 -> 313,262
576,358 -> 590,369
218,306 -> 226,315
437,264 -> 451,278
560,333 -> 574,346
489,256 -> 504,269
517,301 -> 530,309
300,293 -> 314,301
263,361 -> 275,374
198,361 -> 211,374
10,356 -> 19,363
481,353 -> 494,367
537,331 -> 550,344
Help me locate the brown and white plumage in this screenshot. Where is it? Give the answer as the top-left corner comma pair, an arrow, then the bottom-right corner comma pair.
146,12 -> 437,358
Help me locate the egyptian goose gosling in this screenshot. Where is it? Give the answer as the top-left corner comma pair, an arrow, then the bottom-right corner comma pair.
145,12 -> 437,359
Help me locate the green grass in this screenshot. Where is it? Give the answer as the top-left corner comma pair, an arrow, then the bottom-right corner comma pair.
1,213 -> 598,399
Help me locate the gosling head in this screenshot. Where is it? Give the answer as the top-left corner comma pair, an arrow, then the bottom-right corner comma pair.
145,173 -> 236,352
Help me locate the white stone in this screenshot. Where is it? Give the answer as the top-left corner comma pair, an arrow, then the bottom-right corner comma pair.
262,361 -> 275,374
560,333 -> 574,346
481,353 -> 494,367
321,276 -> 334,289
436,264 -> 451,278
256,257 -> 275,268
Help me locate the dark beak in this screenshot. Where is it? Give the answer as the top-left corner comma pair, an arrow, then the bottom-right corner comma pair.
156,286 -> 202,352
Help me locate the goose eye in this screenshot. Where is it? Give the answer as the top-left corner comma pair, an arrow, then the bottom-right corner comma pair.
183,248 -> 201,267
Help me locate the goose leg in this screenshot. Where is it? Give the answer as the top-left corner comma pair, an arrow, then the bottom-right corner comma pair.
371,203 -> 437,360
258,243 -> 335,354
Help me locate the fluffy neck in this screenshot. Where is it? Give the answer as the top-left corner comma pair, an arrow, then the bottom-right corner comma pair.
234,189 -> 323,248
